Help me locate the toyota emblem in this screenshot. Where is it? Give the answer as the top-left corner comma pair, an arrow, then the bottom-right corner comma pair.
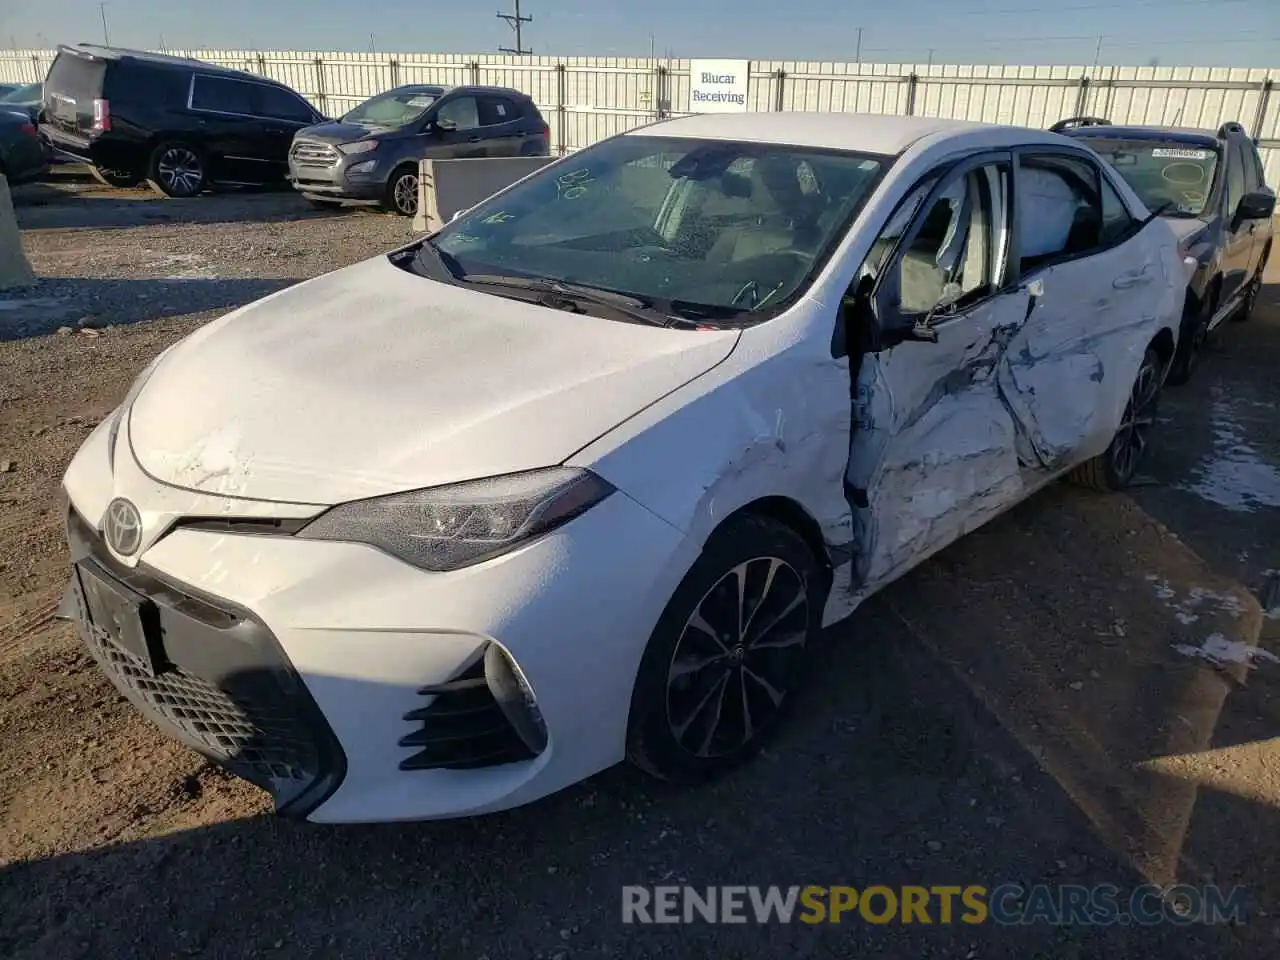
103,498 -> 143,556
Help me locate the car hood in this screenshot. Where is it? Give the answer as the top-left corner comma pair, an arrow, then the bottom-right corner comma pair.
296,120 -> 396,144
127,255 -> 740,505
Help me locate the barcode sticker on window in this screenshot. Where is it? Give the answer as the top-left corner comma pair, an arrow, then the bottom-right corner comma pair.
1151,148 -> 1211,159
407,96 -> 434,107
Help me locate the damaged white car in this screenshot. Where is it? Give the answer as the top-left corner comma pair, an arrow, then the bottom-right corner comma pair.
60,113 -> 1183,823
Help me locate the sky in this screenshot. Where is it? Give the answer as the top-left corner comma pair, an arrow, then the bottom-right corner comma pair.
2,0 -> 1278,66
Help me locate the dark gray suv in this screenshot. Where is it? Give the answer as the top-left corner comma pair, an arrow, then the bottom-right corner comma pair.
288,84 -> 550,215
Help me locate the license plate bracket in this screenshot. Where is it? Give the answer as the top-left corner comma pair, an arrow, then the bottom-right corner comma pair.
76,564 -> 166,676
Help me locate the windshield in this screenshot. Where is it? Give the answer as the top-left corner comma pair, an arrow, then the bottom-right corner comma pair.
342,87 -> 441,127
1078,137 -> 1220,217
428,135 -> 886,319
0,83 -> 40,103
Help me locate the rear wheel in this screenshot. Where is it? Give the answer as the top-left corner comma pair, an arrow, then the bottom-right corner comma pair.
146,142 -> 206,198
626,515 -> 823,783
383,165 -> 418,217
1068,346 -> 1162,491
1233,257 -> 1267,323
88,164 -> 141,188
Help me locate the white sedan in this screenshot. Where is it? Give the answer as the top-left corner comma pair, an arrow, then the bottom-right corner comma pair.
59,113 -> 1184,822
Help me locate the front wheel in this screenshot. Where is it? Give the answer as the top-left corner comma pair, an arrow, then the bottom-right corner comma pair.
383,166 -> 418,216
146,142 -> 206,198
626,515 -> 823,783
1232,263 -> 1265,323
1166,289 -> 1215,387
1068,346 -> 1162,491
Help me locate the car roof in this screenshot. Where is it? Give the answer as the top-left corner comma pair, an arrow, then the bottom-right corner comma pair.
444,85 -> 532,98
628,112 -> 1057,154
1058,124 -> 1222,149
58,44 -> 289,87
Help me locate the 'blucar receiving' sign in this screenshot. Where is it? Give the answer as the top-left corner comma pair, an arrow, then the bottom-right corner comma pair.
689,59 -> 750,113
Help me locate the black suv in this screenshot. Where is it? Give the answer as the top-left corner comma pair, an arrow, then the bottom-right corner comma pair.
40,44 -> 325,198
288,84 -> 549,215
1052,116 -> 1275,384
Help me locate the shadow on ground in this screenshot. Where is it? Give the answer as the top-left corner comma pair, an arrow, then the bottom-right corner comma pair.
10,173 -> 362,231
0,276 -> 302,340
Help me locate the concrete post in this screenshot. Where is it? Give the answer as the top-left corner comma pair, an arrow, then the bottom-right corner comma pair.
0,174 -> 35,290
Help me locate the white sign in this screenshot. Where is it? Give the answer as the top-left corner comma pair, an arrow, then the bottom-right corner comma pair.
689,59 -> 750,113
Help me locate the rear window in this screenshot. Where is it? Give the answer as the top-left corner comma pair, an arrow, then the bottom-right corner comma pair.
44,52 -> 106,102
1078,137 -> 1220,217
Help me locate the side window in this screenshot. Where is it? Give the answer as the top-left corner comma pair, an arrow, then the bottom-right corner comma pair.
1099,174 -> 1136,244
892,163 -> 1005,315
190,76 -> 256,115
856,176 -> 938,287
255,85 -> 315,123
477,96 -> 515,127
1017,153 -> 1104,275
1225,141 -> 1246,216
436,96 -> 479,131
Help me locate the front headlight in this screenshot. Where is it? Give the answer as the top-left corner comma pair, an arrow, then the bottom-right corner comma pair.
296,467 -> 615,572
337,139 -> 378,155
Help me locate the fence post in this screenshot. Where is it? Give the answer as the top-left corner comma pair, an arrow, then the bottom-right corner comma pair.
1251,78 -> 1273,142
256,53 -> 267,77
313,57 -> 327,116
655,64 -> 668,120
774,69 -> 786,111
555,62 -> 567,155
389,58 -> 400,90
30,54 -> 40,84
1075,75 -> 1091,117
470,61 -> 481,85
904,73 -> 919,116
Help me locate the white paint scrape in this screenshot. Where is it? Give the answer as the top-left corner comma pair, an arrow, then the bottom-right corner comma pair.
1172,634 -> 1279,668
1144,574 -> 1246,625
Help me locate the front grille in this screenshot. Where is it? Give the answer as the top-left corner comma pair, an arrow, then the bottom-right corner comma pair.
400,657 -> 538,771
290,140 -> 339,168
65,507 -> 346,816
82,620 -> 321,790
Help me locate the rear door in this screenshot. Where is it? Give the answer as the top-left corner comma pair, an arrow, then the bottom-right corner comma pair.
41,50 -> 107,145
475,95 -> 523,156
1219,138 -> 1253,302
997,149 -> 1157,469
188,74 -> 272,182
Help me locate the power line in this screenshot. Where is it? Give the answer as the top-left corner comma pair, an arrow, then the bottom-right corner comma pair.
497,0 -> 532,56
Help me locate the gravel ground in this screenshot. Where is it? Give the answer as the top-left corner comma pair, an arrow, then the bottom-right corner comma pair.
1,173 -> 1278,958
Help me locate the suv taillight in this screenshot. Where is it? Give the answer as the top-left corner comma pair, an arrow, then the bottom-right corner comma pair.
542,121 -> 550,139
18,121 -> 36,138
92,98 -> 110,132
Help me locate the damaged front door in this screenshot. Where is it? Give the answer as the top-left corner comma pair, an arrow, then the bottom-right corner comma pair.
844,151 -> 1031,590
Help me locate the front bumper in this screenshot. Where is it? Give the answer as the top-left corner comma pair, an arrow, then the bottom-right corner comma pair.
288,144 -> 386,202
61,410 -> 692,822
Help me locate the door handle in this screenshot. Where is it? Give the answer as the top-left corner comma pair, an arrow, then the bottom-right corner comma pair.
265,127 -> 285,134
467,136 -> 482,143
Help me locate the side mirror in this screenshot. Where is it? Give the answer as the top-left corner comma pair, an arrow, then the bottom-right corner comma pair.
1237,189 -> 1276,222
832,273 -> 877,359
434,117 -> 457,133
450,207 -> 469,223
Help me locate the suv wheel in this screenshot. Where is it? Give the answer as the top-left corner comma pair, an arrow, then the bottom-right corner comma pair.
1167,285 -> 1216,386
147,142 -> 206,198
384,165 -> 418,217
88,165 -> 141,188
1233,258 -> 1267,323
1068,346 -> 1162,491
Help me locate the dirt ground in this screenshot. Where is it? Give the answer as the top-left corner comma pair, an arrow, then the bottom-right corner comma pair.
1,171 -> 1278,958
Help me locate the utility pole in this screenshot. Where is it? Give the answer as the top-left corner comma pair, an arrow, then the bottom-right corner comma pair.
855,27 -> 863,65
99,3 -> 110,46
1092,34 -> 1104,69
497,0 -> 532,56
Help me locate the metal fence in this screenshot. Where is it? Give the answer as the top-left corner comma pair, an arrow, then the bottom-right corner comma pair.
2,48 -> 1276,180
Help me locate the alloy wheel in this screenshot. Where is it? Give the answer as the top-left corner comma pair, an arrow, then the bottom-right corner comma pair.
1109,351 -> 1160,482
156,147 -> 203,197
665,556 -> 809,759
393,173 -> 418,215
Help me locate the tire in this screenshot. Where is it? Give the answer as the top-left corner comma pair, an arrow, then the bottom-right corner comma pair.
1067,346 -> 1162,492
383,165 -> 418,216
88,164 -> 141,188
625,514 -> 823,783
1166,286 -> 1216,387
145,142 -> 207,198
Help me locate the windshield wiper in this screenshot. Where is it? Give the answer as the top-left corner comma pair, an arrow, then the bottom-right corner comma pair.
414,238 -> 465,281
461,275 -> 697,328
